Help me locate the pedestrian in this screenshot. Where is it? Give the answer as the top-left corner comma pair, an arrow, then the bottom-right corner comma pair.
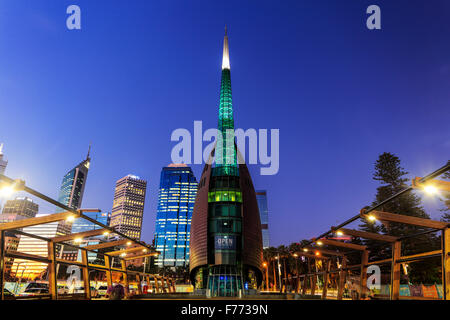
107,276 -> 126,300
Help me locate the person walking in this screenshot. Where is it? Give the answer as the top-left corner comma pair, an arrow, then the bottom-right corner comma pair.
107,276 -> 126,300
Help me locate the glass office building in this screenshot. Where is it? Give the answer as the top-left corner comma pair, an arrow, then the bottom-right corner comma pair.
255,191 -> 270,248
154,164 -> 198,268
110,175 -> 147,240
55,147 -> 91,234
13,150 -> 91,278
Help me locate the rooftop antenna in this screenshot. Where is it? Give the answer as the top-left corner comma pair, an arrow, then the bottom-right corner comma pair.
86,143 -> 91,160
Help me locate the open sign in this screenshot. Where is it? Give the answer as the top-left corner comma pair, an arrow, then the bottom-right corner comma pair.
215,236 -> 236,250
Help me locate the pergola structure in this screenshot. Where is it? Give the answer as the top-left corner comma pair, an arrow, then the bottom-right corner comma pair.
0,173 -> 176,300
264,162 -> 450,300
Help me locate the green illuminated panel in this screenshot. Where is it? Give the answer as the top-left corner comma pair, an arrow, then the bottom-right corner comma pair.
208,190 -> 242,203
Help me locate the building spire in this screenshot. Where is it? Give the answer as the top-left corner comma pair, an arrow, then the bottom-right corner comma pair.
86,143 -> 91,160
222,26 -> 230,70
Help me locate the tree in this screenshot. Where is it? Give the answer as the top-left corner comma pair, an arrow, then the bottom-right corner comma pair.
360,152 -> 440,283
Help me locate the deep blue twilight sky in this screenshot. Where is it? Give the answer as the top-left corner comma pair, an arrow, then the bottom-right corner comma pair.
0,1 -> 449,246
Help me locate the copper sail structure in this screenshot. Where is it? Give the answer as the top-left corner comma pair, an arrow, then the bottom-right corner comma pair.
189,28 -> 263,297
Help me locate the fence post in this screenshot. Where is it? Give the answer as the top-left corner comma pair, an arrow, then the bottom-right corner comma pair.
172,278 -> 176,293
48,241 -> 57,300
104,255 -> 112,289
390,241 -> 401,300
0,231 -> 4,301
301,275 -> 307,295
121,260 -> 129,294
360,250 -> 369,299
322,259 -> 331,299
81,249 -> 90,299
136,274 -> 142,295
337,256 -> 347,300
154,275 -> 159,293
442,227 -> 450,300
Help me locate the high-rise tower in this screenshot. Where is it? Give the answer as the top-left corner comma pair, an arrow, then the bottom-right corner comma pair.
154,164 -> 198,268
110,175 -> 147,240
255,190 -> 270,249
55,145 -> 91,234
13,148 -> 91,278
0,143 -> 9,212
0,143 -> 7,175
189,28 -> 263,297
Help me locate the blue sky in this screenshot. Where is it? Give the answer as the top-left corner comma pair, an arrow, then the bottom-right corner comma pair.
0,1 -> 449,246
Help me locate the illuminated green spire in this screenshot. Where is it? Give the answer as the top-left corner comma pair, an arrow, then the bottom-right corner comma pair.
216,27 -> 238,176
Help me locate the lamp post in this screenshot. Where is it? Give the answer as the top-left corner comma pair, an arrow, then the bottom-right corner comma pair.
276,254 -> 281,292
262,262 -> 269,292
293,253 -> 299,293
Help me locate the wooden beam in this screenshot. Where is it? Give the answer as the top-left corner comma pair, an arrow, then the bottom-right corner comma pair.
104,255 -> 112,289
337,257 -> 347,300
305,247 -> 344,256
81,250 -> 90,300
322,259 -> 331,299
332,227 -> 398,242
319,239 -> 367,251
443,227 -> 450,300
361,210 -> 449,230
51,228 -> 107,243
0,231 -> 5,301
106,246 -> 146,256
48,242 -> 57,300
360,250 -> 369,299
123,252 -> 159,261
390,241 -> 401,300
84,239 -> 128,251
397,250 -> 442,263
0,211 -> 75,231
55,259 -> 84,266
412,177 -> 450,192
5,250 -> 51,263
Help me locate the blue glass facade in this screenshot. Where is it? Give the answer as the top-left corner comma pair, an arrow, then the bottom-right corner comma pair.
55,153 -> 90,235
256,190 -> 269,249
72,212 -> 111,234
155,165 -> 198,267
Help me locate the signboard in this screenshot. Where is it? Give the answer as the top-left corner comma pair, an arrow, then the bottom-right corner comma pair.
215,235 -> 236,250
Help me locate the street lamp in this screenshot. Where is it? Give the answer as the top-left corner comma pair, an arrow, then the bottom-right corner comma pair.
423,185 -> 438,195
262,262 -> 269,292
0,179 -> 25,198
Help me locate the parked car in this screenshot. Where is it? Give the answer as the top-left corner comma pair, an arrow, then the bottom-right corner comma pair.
4,288 -> 15,300
19,282 -> 49,296
97,285 -> 108,297
57,285 -> 69,295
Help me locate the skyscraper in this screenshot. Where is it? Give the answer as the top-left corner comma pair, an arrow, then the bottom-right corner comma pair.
255,190 -> 270,249
0,196 -> 39,223
154,164 -> 198,268
189,28 -> 263,297
62,211 -> 111,262
13,149 -> 91,278
110,175 -> 147,240
0,143 -> 9,212
71,211 -> 111,234
0,143 -> 7,175
0,197 -> 39,273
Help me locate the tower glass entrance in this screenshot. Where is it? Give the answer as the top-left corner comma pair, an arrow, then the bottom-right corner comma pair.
207,265 -> 243,297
